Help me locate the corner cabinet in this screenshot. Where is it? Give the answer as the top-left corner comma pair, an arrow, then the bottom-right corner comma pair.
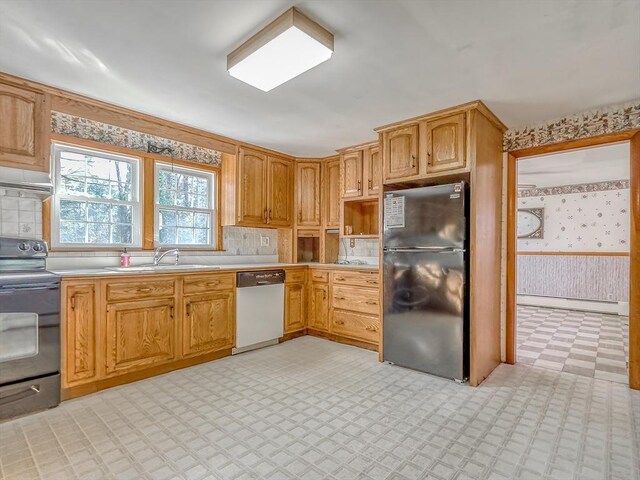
284,269 -> 307,334
223,147 -> 294,228
338,142 -> 381,201
323,157 -> 341,228
296,161 -> 322,226
0,81 -> 50,172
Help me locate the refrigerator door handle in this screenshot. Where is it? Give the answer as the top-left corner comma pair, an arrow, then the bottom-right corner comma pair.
383,247 -> 465,253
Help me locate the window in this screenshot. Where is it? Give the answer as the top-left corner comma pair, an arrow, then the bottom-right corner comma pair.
155,163 -> 216,247
52,144 -> 141,248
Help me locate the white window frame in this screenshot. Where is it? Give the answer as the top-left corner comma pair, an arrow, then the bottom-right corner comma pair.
51,143 -> 142,249
154,162 -> 217,249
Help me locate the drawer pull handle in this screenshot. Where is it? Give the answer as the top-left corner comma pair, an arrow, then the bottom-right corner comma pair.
138,287 -> 152,293
206,281 -> 220,287
365,300 -> 378,305
335,320 -> 345,325
366,280 -> 378,285
365,325 -> 378,332
335,296 -> 346,300
335,277 -> 345,281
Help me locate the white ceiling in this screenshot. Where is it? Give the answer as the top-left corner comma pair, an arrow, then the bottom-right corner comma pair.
0,0 -> 639,157
518,142 -> 630,187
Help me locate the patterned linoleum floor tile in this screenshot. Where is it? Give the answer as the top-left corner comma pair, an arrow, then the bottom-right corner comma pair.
517,305 -> 629,384
1,336 -> 639,480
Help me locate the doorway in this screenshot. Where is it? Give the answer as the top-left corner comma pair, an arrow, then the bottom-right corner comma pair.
506,132 -> 640,389
515,143 -> 630,383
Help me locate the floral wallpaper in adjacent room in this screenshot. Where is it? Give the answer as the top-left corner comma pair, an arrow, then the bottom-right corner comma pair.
517,180 -> 629,252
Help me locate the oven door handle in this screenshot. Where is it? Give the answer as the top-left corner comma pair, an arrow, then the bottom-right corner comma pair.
0,384 -> 40,406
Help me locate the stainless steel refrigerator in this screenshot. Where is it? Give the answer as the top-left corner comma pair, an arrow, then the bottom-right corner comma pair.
382,181 -> 468,381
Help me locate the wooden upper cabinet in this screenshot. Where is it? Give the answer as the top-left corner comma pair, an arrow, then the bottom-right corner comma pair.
365,146 -> 381,197
267,156 -> 294,226
0,82 -> 49,172
324,158 -> 340,228
296,161 -> 321,226
105,298 -> 176,375
383,124 -> 419,181
62,281 -> 97,387
426,113 -> 466,173
341,151 -> 363,198
182,291 -> 235,357
238,148 -> 268,225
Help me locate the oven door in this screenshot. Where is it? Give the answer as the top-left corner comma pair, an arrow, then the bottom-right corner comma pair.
0,276 -> 60,385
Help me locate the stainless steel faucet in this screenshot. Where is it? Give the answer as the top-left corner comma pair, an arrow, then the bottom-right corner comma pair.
153,247 -> 180,265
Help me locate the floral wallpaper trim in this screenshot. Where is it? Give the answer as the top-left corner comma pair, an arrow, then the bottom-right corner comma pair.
518,179 -> 629,198
504,100 -> 640,152
51,111 -> 222,166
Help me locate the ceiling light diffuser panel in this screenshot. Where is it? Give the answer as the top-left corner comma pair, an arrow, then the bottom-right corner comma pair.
227,8 -> 334,92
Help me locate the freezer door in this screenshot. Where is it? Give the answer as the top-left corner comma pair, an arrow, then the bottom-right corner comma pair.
383,182 -> 465,249
383,249 -> 467,380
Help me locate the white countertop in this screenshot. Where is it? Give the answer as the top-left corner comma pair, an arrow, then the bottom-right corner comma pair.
49,262 -> 378,277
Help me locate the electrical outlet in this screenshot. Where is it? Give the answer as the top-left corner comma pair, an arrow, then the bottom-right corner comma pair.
260,235 -> 270,247
350,239 -> 356,248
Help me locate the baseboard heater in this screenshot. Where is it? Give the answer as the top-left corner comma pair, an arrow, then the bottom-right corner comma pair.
517,294 -> 629,316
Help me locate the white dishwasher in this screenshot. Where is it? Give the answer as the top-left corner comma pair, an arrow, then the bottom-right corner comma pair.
233,270 -> 285,354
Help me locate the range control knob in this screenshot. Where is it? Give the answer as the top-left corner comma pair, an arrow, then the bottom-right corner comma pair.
18,242 -> 31,251
32,243 -> 44,252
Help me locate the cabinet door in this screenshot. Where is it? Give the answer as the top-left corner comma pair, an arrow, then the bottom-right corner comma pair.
426,113 -> 466,173
284,282 -> 306,333
309,283 -> 329,332
238,148 -> 268,225
365,146 -> 381,197
341,151 -> 363,198
267,156 -> 294,226
296,162 -> 321,226
105,298 -> 175,375
324,159 -> 341,228
62,282 -> 97,386
0,83 -> 48,172
383,125 -> 419,181
183,291 -> 235,357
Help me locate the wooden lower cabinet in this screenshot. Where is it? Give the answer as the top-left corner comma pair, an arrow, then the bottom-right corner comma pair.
307,268 -> 381,347
183,291 -> 235,357
105,298 -> 176,375
62,281 -> 98,387
331,309 -> 380,344
285,281 -> 306,333
309,282 -> 330,332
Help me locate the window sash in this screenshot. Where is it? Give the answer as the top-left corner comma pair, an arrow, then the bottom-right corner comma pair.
154,163 -> 217,248
51,144 -> 142,248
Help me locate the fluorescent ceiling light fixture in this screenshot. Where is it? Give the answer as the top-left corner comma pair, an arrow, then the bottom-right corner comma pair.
227,7 -> 334,92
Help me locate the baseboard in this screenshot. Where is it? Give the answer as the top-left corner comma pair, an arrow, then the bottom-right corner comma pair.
517,295 -> 629,316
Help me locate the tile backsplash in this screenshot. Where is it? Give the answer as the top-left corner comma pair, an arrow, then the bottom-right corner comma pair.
222,226 -> 278,256
0,191 -> 42,239
338,238 -> 379,264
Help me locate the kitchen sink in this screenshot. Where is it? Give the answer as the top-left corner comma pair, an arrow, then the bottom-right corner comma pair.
105,264 -> 221,272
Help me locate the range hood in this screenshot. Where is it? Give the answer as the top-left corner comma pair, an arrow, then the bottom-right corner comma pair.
0,166 -> 53,198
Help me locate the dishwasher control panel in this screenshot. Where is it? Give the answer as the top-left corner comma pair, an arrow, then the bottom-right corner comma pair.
237,269 -> 285,288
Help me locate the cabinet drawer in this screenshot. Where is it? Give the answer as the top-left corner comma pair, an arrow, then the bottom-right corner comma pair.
332,285 -> 379,315
331,271 -> 380,288
309,270 -> 329,283
332,309 -> 379,344
183,273 -> 235,294
106,279 -> 175,301
286,269 -> 306,284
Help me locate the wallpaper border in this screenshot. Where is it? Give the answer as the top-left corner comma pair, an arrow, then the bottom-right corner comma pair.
51,111 -> 222,166
518,179 -> 630,198
504,100 -> 640,152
